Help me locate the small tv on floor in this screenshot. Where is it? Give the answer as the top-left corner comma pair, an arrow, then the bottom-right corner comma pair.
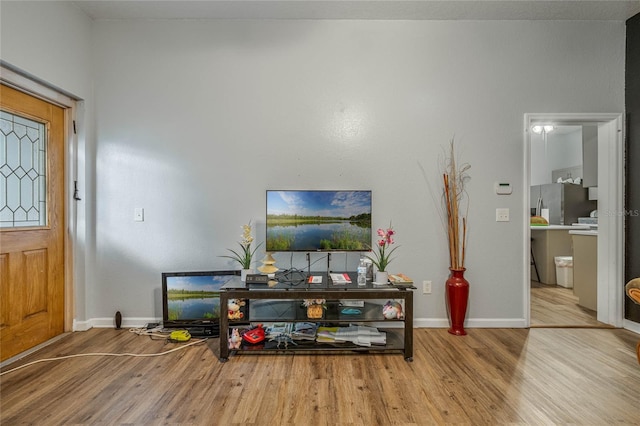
161,270 -> 240,337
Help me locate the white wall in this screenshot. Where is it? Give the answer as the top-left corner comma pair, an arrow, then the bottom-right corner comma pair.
0,1 -> 94,323
548,129 -> 583,179
2,3 -> 626,327
91,19 -> 624,326
531,126 -> 583,186
0,1 -> 92,98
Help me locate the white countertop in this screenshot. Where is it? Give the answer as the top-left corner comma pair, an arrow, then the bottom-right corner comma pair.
569,230 -> 598,236
530,225 -> 591,231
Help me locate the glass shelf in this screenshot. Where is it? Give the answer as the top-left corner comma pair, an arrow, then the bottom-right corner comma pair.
220,273 -> 414,362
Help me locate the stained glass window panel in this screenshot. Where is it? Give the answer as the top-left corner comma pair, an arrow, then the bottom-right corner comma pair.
0,110 -> 47,228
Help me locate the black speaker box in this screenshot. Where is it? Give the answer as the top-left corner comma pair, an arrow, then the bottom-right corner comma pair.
245,274 -> 269,284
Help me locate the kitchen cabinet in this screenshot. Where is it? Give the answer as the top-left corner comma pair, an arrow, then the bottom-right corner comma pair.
571,232 -> 598,311
531,226 -> 577,285
530,183 -> 595,225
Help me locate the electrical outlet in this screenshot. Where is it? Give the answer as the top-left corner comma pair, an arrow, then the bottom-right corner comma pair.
423,280 -> 432,294
496,208 -> 509,222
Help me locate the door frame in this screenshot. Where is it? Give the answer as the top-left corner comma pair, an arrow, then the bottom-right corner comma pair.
1,64 -> 80,333
523,113 -> 625,328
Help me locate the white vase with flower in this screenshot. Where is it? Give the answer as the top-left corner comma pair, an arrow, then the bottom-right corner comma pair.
220,221 -> 262,282
365,224 -> 399,285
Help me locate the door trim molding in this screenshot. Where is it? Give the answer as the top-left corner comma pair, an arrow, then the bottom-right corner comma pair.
1,61 -> 78,108
523,113 -> 625,328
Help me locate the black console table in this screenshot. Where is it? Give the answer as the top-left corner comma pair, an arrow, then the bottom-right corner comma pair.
219,271 -> 415,362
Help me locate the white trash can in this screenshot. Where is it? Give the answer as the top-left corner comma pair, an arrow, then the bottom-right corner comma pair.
554,256 -> 573,288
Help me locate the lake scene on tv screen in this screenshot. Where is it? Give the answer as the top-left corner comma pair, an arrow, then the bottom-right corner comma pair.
266,190 -> 372,251
166,274 -> 236,320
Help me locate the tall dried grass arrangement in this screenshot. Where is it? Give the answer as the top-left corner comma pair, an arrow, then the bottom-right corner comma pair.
442,139 -> 471,270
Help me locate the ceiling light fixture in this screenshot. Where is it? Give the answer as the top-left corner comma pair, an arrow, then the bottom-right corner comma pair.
531,125 -> 554,134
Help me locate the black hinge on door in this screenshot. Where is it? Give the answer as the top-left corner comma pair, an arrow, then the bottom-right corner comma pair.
72,120 -> 80,200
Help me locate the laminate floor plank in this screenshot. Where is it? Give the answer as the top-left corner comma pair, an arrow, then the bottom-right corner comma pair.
531,280 -> 608,327
1,328 -> 639,425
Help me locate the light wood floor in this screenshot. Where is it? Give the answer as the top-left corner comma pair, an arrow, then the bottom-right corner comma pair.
530,280 -> 608,327
1,328 -> 639,425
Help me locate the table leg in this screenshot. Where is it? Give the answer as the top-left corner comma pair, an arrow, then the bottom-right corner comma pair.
219,292 -> 229,361
404,291 -> 413,362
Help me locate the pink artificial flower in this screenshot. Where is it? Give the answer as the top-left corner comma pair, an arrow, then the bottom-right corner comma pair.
366,223 -> 398,272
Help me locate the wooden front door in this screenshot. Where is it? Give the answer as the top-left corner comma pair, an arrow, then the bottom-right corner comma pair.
0,84 -> 66,362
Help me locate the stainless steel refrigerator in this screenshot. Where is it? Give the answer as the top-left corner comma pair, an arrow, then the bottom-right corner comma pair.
530,183 -> 596,225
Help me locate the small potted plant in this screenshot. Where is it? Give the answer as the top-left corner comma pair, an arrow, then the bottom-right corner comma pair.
221,221 -> 262,281
365,224 -> 399,284
302,299 -> 326,319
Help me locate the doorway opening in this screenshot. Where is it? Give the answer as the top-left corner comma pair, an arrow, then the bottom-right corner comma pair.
524,113 -> 624,328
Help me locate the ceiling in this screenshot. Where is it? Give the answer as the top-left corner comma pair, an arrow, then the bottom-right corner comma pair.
70,0 -> 640,21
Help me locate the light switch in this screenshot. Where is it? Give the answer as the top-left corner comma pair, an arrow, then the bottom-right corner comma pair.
496,208 -> 509,222
134,208 -> 144,222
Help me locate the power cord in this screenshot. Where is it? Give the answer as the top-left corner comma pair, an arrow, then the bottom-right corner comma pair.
0,328 -> 208,377
276,253 -> 331,286
128,325 -> 172,340
274,268 -> 307,286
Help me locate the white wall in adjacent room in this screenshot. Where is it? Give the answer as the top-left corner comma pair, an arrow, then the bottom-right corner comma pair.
531,126 -> 583,186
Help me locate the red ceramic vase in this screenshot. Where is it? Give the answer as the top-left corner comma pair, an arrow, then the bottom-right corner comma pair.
446,268 -> 469,336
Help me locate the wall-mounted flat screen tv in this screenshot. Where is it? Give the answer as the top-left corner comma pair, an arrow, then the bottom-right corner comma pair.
162,270 -> 240,330
266,190 -> 372,252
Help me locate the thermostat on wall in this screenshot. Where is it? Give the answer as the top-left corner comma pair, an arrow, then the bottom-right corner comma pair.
495,182 -> 512,195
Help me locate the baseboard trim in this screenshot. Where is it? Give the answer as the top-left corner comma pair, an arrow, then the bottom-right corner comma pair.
0,333 -> 69,369
396,318 -> 527,328
74,317 -> 160,330
72,319 -> 92,331
77,317 -> 528,330
623,319 -> 640,334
